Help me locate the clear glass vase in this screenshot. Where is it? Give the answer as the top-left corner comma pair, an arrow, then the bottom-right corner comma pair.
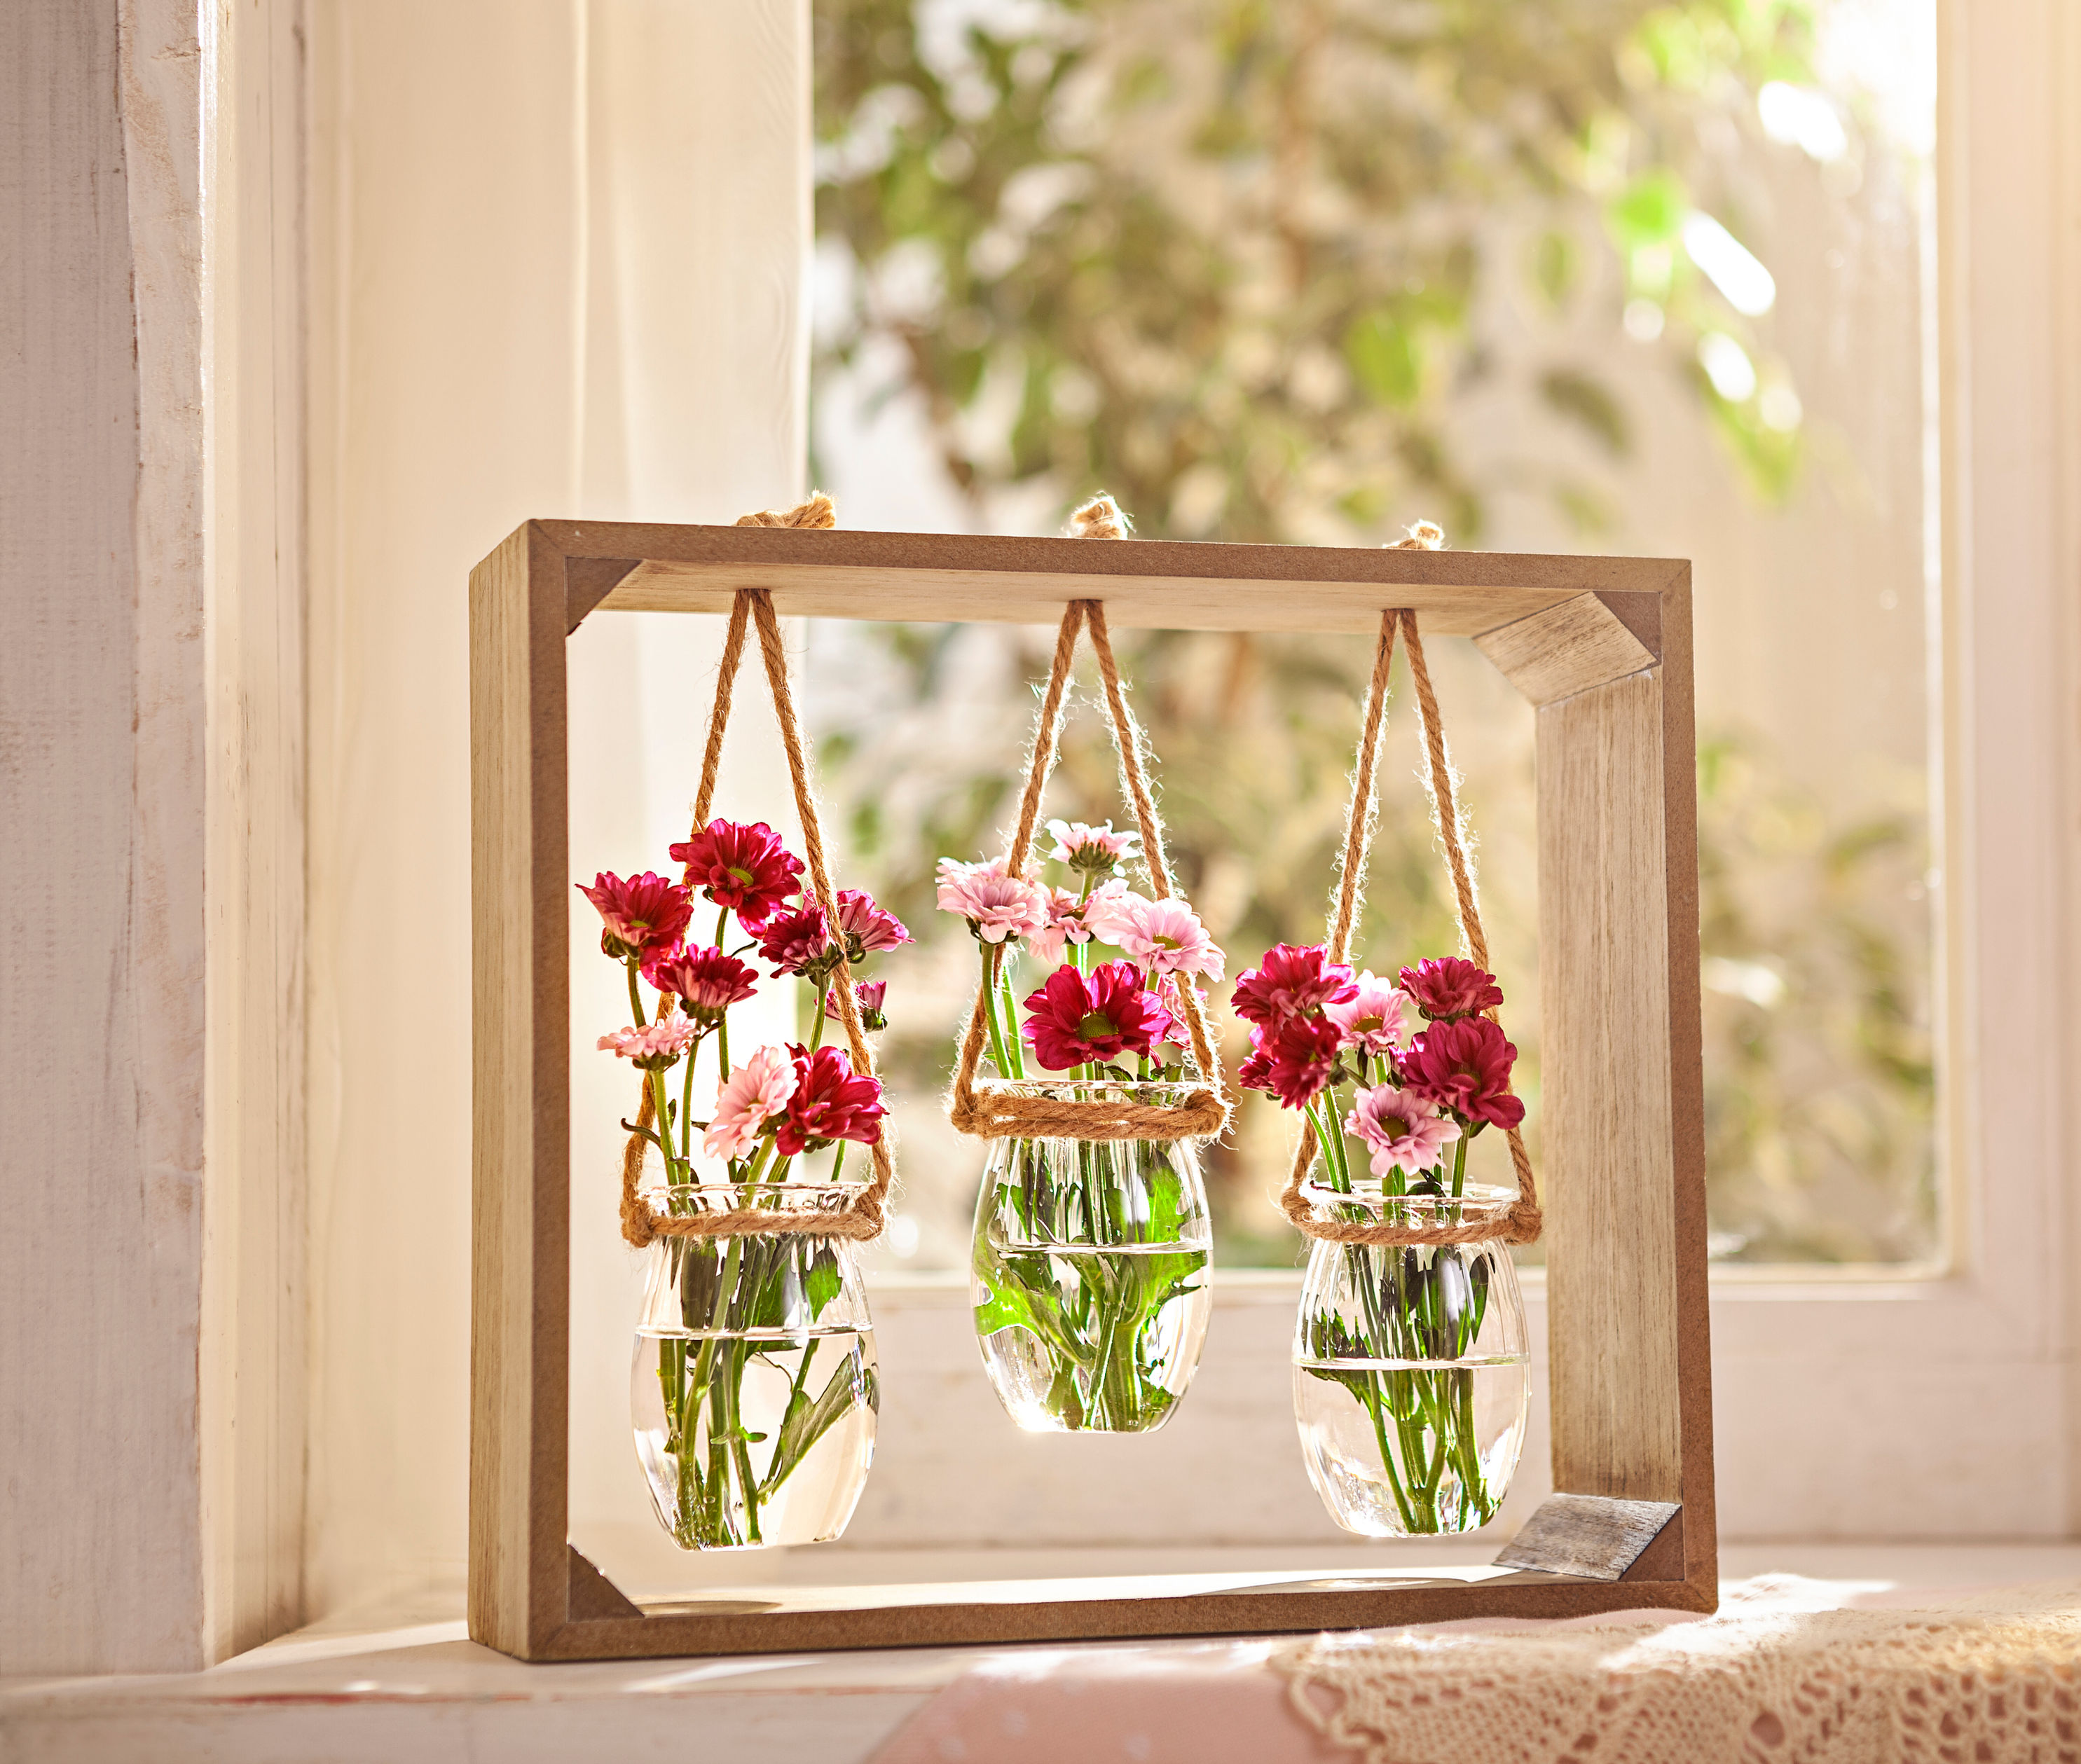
970,1081 -> 1214,1433
632,1183 -> 878,1550
1292,1178 -> 1530,1536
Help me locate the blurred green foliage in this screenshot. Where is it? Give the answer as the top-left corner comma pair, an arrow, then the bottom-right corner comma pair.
813,0 -> 1820,538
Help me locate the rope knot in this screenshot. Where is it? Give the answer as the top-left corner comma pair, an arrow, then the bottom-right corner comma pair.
1069,495 -> 1132,541
1389,520 -> 1445,551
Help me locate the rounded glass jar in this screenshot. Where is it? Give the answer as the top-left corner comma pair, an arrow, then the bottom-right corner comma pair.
632,1183 -> 877,1550
970,1081 -> 1213,1433
1291,1178 -> 1529,1536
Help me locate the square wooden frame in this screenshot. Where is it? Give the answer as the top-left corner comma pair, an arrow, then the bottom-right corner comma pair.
469,519 -> 1715,1662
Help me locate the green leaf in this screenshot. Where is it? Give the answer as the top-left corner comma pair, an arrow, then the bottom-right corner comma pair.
1608,169 -> 1688,249
806,1246 -> 844,1320
1539,368 -> 1630,457
1344,309 -> 1420,408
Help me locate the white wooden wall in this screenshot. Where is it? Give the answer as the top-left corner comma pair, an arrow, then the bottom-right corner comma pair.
1,0 -> 209,1676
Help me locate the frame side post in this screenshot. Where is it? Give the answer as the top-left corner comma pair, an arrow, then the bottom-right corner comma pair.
1537,670 -> 1687,1508
1656,566 -> 1717,1600
468,523 -> 573,1656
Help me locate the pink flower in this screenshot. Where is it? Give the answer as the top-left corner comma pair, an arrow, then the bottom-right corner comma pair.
1325,972 -> 1412,1057
935,857 -> 1050,944
1346,1085 -> 1460,1178
1020,960 -> 1176,1071
577,871 -> 694,958
598,1009 -> 699,1070
1238,1014 -> 1344,1110
1103,894 -> 1226,982
641,944 -> 760,1024
703,1045 -> 797,1162
1398,956 -> 1504,1022
669,820 -> 804,928
826,979 -> 888,1033
1045,818 -> 1140,872
756,905 -> 839,979
1079,886 -> 1148,946
1401,1015 -> 1525,1129
774,1045 -> 887,1156
1230,943 -> 1358,1028
1028,879 -> 1127,964
835,888 -> 912,956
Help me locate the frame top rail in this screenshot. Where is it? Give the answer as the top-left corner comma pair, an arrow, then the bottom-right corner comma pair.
529,519 -> 1685,640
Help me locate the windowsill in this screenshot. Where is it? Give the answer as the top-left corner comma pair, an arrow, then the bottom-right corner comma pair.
6,1545 -> 2077,1762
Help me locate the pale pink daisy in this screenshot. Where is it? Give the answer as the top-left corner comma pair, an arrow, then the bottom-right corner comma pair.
1028,878 -> 1128,964
598,1010 -> 699,1070
1345,1085 -> 1460,1180
702,1044 -> 797,1162
1079,886 -> 1150,948
935,856 -> 1050,944
1326,972 -> 1413,1058
1045,819 -> 1140,872
1099,894 -> 1226,982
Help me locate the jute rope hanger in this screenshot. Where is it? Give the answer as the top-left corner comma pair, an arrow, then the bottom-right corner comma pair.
1277,522 -> 1544,1248
617,492 -> 895,1247
946,496 -> 1230,1143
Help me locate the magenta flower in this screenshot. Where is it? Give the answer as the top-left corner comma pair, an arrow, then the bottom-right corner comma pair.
756,904 -> 839,979
827,979 -> 888,1033
703,1045 -> 797,1162
598,1009 -> 698,1070
1401,1015 -> 1525,1129
669,820 -> 804,928
1326,972 -> 1413,1058
935,857 -> 1050,944
835,888 -> 912,956
577,871 -> 694,959
1238,1014 -> 1345,1110
1045,818 -> 1140,873
1230,943 -> 1358,1028
1103,894 -> 1226,982
1020,960 -> 1176,1071
774,1045 -> 887,1156
642,944 -> 760,1024
1398,956 -> 1505,1022
1346,1084 -> 1460,1178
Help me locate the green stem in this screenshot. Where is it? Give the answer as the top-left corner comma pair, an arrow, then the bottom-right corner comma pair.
626,958 -> 648,1028
810,981 -> 830,1054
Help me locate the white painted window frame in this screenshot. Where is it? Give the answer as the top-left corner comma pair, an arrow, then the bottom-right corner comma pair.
855,0 -> 2081,1550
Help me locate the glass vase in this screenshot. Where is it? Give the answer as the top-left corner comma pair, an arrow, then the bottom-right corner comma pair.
632,1183 -> 878,1550
970,1081 -> 1214,1433
1292,1178 -> 1529,1536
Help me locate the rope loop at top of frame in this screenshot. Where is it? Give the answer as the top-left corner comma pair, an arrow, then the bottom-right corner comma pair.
1275,523 -> 1543,1248
617,494 -> 898,1247
945,497 -> 1230,1144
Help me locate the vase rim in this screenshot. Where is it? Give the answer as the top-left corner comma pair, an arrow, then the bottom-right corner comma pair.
1299,1177 -> 1520,1219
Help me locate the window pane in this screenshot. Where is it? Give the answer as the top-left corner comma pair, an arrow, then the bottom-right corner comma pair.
808,0 -> 1939,1271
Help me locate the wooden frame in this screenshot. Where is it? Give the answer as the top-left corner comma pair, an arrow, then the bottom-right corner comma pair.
469,519 -> 1714,1662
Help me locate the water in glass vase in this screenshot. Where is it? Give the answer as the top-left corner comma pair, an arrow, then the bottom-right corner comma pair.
632,1324 -> 877,1550
972,1239 -> 1210,1432
970,1089 -> 1214,1433
1291,1183 -> 1532,1536
629,1187 -> 880,1550
1293,1351 -> 1529,1536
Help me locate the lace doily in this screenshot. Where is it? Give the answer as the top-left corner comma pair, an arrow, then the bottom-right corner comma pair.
1275,1578 -> 2081,1764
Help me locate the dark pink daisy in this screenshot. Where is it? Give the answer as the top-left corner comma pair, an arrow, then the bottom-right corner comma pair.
1397,956 -> 1505,1022
773,1045 -> 887,1156
577,871 -> 693,958
668,819 -> 804,928
1400,1014 -> 1525,1129
1020,960 -> 1176,1072
1230,942 -> 1358,1027
640,944 -> 760,1024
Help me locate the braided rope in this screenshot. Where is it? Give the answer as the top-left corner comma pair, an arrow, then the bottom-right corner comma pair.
1277,524 -> 1542,1248
619,494 -> 896,1246
947,497 -> 1228,1143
